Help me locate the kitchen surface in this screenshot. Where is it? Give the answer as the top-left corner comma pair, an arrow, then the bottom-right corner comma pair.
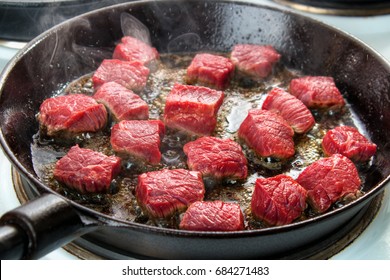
0,0 -> 390,259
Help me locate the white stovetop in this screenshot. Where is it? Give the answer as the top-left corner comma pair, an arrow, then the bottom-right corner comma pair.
1,0 -> 390,259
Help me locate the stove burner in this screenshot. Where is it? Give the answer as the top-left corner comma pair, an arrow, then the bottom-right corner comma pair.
11,168 -> 384,259
0,1 -> 131,41
274,0 -> 390,16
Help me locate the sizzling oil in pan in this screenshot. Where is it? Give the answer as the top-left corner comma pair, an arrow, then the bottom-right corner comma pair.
31,53 -> 373,230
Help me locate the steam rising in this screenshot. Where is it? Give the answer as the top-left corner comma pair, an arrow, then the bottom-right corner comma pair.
120,13 -> 151,45
63,17 -> 113,77
167,33 -> 202,53
41,9 -> 206,92
120,12 -> 203,54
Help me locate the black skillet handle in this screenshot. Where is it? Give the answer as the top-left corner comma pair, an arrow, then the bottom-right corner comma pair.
0,193 -> 92,259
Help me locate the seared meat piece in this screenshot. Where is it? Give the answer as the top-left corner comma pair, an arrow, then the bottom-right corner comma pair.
179,201 -> 245,231
238,109 -> 295,159
251,174 -> 307,226
93,81 -> 149,122
38,93 -> 107,138
297,154 -> 361,213
183,136 -> 247,180
164,83 -> 224,136
53,145 -> 121,193
322,126 -> 377,162
92,59 -> 149,92
230,44 -> 281,79
186,53 -> 235,89
136,169 -> 205,218
289,76 -> 345,108
262,87 -> 315,134
110,120 -> 164,164
113,36 -> 159,66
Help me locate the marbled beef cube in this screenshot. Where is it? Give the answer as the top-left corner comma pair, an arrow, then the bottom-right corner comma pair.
289,76 -> 345,108
113,36 -> 159,66
92,59 -> 149,92
322,126 -> 377,162
230,44 -> 281,79
179,201 -> 245,231
93,81 -> 149,122
53,145 -> 121,193
38,94 -> 107,138
296,154 -> 361,213
163,83 -> 224,136
251,175 -> 307,226
136,169 -> 205,218
110,120 -> 164,164
186,53 -> 235,89
262,88 -> 315,134
238,109 -> 295,159
183,136 -> 247,180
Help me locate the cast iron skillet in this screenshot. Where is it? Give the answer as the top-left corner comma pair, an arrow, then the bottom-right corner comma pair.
1,0 -> 390,260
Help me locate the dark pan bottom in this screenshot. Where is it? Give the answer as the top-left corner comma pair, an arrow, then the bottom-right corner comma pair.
12,168 -> 384,260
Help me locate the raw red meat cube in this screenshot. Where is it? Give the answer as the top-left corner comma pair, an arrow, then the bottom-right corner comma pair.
186,53 -> 235,89
183,136 -> 247,180
251,174 -> 307,226
92,59 -> 149,92
262,87 -> 315,134
230,44 -> 281,79
136,169 -> 205,218
322,126 -> 377,162
163,83 -> 224,135
296,154 -> 361,213
53,145 -> 121,193
113,36 -> 159,66
179,201 -> 245,231
110,120 -> 164,164
238,109 -> 295,159
38,93 -> 107,137
289,76 -> 345,108
93,81 -> 148,122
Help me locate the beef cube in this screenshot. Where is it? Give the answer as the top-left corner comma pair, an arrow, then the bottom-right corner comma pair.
93,81 -> 149,122
289,76 -> 345,108
238,109 -> 295,159
322,126 -> 377,162
136,169 -> 205,218
230,44 -> 281,79
296,154 -> 361,213
38,94 -> 107,138
251,175 -> 307,226
262,88 -> 315,134
186,53 -> 235,89
183,136 -> 247,180
164,83 -> 224,135
113,36 -> 159,66
179,201 -> 245,231
110,120 -> 164,164
92,59 -> 149,92
53,145 -> 121,193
